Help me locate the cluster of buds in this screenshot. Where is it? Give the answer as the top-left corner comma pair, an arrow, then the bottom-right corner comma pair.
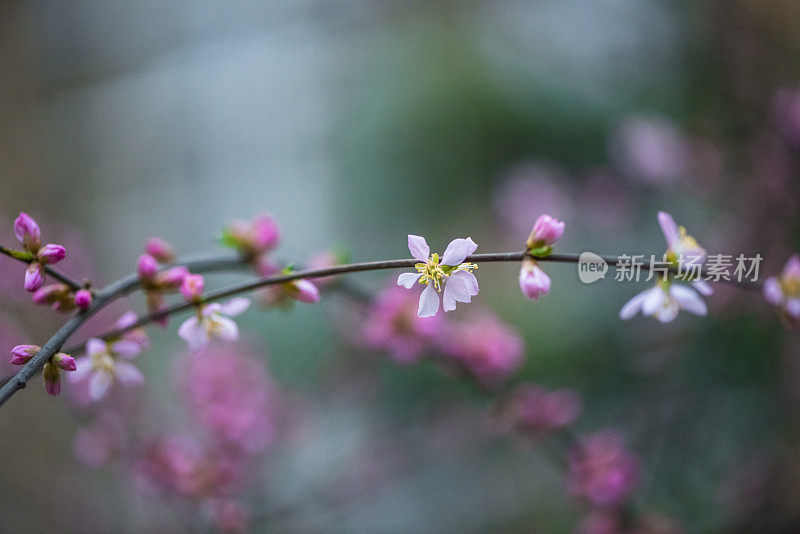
13,212 -> 67,292
137,238 -> 187,326
11,345 -> 76,395
220,215 -> 280,277
32,284 -> 93,313
519,214 -> 564,300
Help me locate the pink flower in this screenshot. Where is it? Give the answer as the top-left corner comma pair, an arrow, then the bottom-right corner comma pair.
144,237 -> 175,263
10,344 -> 40,365
506,383 -> 581,437
567,431 -> 640,508
179,343 -> 279,452
259,277 -> 321,306
155,266 -> 189,290
180,274 -> 205,302
178,298 -> 250,350
519,258 -> 551,300
14,212 -> 41,251
74,289 -> 93,309
136,253 -> 159,280
397,235 -> 479,317
306,250 -> 341,287
70,338 -> 145,401
31,283 -> 75,312
361,284 -> 442,363
763,254 -> 800,325
439,312 -> 524,386
611,116 -> 688,185
658,211 -> 708,267
526,214 -> 565,250
223,215 -> 280,255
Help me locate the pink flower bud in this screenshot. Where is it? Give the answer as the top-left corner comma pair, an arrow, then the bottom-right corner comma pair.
52,352 -> 77,371
14,212 -> 41,251
32,283 -> 69,305
37,243 -> 66,264
156,266 -> 189,290
180,274 -> 205,302
137,254 -> 159,281
290,279 -> 321,303
527,214 -> 565,250
74,289 -> 93,309
251,216 -> 280,251
519,259 -> 551,300
145,237 -> 175,263
11,344 -> 40,365
24,263 -> 45,292
43,361 -> 61,396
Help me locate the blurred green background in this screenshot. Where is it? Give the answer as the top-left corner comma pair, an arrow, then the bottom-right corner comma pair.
1,1 -> 799,532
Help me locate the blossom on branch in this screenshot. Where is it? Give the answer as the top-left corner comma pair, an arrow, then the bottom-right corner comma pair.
763,253 -> 800,327
397,235 -> 479,317
12,212 -> 67,292
178,298 -> 251,350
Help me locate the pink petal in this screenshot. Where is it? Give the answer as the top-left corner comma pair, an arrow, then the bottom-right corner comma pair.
111,340 -> 142,359
443,276 -> 472,312
178,317 -> 208,350
763,277 -> 783,305
220,297 -> 250,316
417,283 -> 440,318
89,372 -> 113,401
619,290 -> 647,320
451,270 -> 479,296
86,338 -> 108,358
691,279 -> 714,296
407,235 -> 430,262
441,237 -> 478,266
115,362 -> 144,385
670,284 -> 707,316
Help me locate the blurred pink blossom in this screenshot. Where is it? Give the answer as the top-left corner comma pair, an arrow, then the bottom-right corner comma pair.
567,431 -> 640,508
506,383 -> 582,437
611,116 -> 689,185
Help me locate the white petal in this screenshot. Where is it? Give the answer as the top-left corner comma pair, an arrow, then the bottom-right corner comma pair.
641,287 -> 666,316
69,358 -> 93,382
441,237 -> 478,266
89,372 -> 113,401
114,362 -> 144,385
397,272 -> 422,289
691,279 -> 714,296
670,284 -> 707,316
619,290 -> 647,320
407,235 -> 430,262
202,303 -> 223,316
657,211 -> 680,248
655,302 -> 679,323
212,316 -> 239,341
763,277 -> 783,305
451,270 -> 479,295
111,340 -> 142,359
417,283 -> 440,317
178,317 -> 208,350
86,338 -> 108,357
220,297 -> 250,317
786,298 -> 800,319
443,276 -> 472,311
115,311 -> 138,330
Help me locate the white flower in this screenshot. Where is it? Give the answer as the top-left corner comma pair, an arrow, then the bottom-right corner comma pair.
177,297 -> 250,350
619,282 -> 707,323
397,235 -> 479,317
70,338 -> 145,401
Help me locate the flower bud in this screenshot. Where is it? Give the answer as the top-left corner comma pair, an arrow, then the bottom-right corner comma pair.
251,216 -> 280,251
290,279 -> 321,303
74,289 -> 93,309
519,258 -> 551,300
43,360 -> 61,395
32,283 -> 69,305
10,344 -> 40,365
156,266 -> 189,290
24,263 -> 45,292
180,274 -> 205,302
526,214 -> 565,251
145,237 -> 175,263
37,243 -> 66,264
137,254 -> 159,281
14,212 -> 41,252
52,352 -> 77,371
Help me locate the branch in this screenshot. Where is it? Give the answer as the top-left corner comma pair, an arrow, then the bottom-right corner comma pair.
0,243 -> 84,291
0,250 -> 762,407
